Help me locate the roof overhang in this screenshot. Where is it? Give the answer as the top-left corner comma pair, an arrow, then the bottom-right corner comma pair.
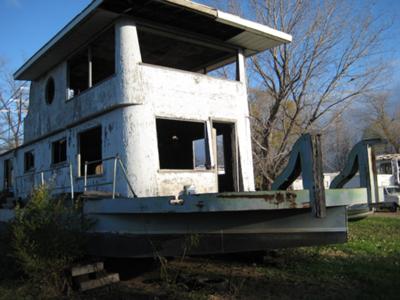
14,0 -> 292,81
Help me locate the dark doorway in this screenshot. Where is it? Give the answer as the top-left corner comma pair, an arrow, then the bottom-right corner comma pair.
3,159 -> 13,190
213,122 -> 236,192
79,126 -> 102,176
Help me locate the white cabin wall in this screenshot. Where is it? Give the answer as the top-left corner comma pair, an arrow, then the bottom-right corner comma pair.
119,63 -> 255,197
1,109 -> 131,199
5,15 -> 256,199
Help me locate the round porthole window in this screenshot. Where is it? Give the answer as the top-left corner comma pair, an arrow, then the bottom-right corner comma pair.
45,77 -> 55,104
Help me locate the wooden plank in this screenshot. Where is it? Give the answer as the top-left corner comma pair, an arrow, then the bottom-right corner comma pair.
311,134 -> 326,218
71,262 -> 104,277
79,273 -> 120,292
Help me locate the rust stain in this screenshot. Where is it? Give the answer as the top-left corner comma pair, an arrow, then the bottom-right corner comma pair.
218,192 -> 298,207
286,192 -> 298,208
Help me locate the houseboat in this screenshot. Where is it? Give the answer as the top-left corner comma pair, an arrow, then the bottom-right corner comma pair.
0,0 -> 371,257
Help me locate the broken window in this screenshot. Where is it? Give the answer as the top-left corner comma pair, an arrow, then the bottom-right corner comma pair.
156,119 -> 210,170
52,138 -> 67,165
67,27 -> 115,98
24,151 -> 35,172
377,162 -> 392,175
3,159 -> 13,189
138,28 -> 237,78
79,127 -> 102,176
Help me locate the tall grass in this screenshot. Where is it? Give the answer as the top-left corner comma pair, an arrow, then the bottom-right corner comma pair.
10,185 -> 92,297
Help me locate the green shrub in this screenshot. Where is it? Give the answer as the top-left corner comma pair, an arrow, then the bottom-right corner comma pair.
0,225 -> 19,281
11,185 -> 92,296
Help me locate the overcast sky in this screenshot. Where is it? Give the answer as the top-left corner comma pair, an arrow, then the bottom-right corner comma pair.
1,0 -> 399,94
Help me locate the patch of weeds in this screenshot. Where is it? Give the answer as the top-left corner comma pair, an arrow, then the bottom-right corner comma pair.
10,185 -> 93,298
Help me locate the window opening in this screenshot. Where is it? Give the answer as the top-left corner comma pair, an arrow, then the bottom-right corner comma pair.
79,127 -> 102,176
138,28 -> 237,79
24,151 -> 35,172
67,27 -> 115,99
3,159 -> 13,189
45,77 -> 55,104
377,162 -> 392,175
156,119 -> 210,170
52,138 -> 67,164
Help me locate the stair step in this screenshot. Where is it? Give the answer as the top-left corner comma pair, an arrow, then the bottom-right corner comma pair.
71,262 -> 104,277
79,273 -> 120,291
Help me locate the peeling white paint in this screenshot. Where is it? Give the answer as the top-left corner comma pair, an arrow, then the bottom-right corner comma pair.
0,18 -> 255,199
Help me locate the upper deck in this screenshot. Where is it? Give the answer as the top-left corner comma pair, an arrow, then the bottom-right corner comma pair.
16,0 -> 291,143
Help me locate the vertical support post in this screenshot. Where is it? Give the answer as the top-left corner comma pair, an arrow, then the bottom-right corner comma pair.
118,158 -> 137,198
236,49 -> 246,86
77,154 -> 81,177
112,156 -> 118,199
272,134 -> 326,218
40,172 -> 44,186
84,162 -> 88,192
234,126 -> 240,192
69,162 -> 74,203
330,139 -> 384,210
211,128 -> 218,190
298,135 -> 326,218
394,158 -> 400,186
310,135 -> 326,218
88,47 -> 92,88
359,146 -> 379,208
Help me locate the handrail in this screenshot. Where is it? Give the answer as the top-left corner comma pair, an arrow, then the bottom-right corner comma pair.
83,155 -> 137,198
15,162 -> 75,203
13,155 -> 136,201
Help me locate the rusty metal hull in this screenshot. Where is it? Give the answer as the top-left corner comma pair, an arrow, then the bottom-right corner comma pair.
84,205 -> 348,258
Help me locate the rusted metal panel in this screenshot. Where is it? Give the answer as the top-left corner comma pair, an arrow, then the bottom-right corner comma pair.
271,134 -> 326,218
330,139 -> 384,208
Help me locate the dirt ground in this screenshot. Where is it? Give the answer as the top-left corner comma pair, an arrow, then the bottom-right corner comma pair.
81,211 -> 400,300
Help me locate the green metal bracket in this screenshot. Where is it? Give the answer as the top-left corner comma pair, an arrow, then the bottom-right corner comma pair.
272,134 -> 326,218
330,139 -> 385,208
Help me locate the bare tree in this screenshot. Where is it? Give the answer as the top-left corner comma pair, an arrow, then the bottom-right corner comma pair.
362,93 -> 400,154
210,0 -> 390,188
0,58 -> 29,152
322,115 -> 355,172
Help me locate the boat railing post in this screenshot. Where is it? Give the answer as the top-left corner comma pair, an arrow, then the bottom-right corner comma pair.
117,158 -> 137,198
112,156 -> 118,199
84,162 -> 88,192
69,162 -> 74,203
77,154 -> 81,177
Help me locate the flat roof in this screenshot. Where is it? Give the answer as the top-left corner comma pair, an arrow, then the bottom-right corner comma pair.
14,0 -> 292,80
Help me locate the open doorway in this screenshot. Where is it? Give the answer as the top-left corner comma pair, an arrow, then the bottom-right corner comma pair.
3,159 -> 13,190
78,126 -> 102,176
213,122 -> 236,192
